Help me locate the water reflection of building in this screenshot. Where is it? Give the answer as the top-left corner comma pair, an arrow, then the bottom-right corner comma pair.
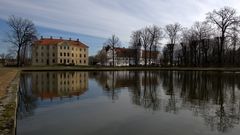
32,72 -> 88,100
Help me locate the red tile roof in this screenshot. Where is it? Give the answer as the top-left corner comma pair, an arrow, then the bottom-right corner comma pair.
34,38 -> 89,48
142,50 -> 159,58
115,47 -> 136,57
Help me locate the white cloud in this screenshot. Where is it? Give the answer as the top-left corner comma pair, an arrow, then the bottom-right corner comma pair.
1,0 -> 240,42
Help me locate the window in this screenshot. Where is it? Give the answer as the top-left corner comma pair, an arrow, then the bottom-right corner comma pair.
72,53 -> 74,57
84,60 -> 86,63
80,48 -> 82,51
84,54 -> 86,58
80,54 -> 82,57
80,60 -> 82,63
60,46 -> 62,49
41,59 -> 44,63
72,47 -> 74,50
60,59 -> 62,63
84,49 -> 86,52
52,59 -> 55,63
68,46 -> 69,50
67,53 -> 69,56
36,52 -> 38,56
64,53 -> 66,56
60,53 -> 62,56
41,52 -> 44,56
67,59 -> 69,63
36,59 -> 38,63
64,46 -> 66,49
72,60 -> 74,63
41,46 -> 44,49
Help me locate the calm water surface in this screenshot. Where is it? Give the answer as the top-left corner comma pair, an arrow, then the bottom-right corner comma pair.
17,71 -> 240,135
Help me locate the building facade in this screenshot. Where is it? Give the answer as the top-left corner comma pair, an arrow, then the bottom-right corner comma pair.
32,37 -> 89,66
104,47 -> 160,66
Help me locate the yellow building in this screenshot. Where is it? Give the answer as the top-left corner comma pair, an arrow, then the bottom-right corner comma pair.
32,37 -> 89,66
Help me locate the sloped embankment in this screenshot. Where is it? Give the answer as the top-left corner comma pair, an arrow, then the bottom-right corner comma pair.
0,69 -> 19,135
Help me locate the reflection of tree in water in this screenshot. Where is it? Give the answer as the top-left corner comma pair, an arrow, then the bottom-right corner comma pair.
140,71 -> 160,111
162,71 -> 178,113
92,71 -> 240,133
17,73 -> 37,119
90,71 -> 119,100
175,72 -> 240,133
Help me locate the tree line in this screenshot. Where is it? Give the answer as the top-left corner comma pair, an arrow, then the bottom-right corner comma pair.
94,6 -> 240,67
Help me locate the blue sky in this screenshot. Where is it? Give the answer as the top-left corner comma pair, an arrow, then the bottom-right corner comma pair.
0,0 -> 240,55
0,19 -> 106,55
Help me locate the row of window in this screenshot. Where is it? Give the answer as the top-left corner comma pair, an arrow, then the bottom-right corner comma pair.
59,59 -> 86,64
35,58 -> 87,64
36,46 -> 86,52
36,52 -> 86,57
59,46 -> 86,52
60,52 -> 86,57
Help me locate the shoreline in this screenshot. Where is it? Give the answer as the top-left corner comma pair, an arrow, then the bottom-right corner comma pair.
19,66 -> 240,72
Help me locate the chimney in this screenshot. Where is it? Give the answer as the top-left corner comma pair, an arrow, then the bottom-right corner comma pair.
50,36 -> 52,39
69,38 -> 71,41
40,36 -> 43,39
77,38 -> 79,42
60,37 -> 62,39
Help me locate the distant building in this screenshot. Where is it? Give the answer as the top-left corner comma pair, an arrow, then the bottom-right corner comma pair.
32,36 -> 89,66
104,47 -> 160,66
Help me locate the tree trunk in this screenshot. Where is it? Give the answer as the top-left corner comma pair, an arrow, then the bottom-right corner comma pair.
144,47 -> 147,66
17,46 -> 21,67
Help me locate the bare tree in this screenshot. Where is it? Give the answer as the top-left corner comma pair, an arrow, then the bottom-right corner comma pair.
140,27 -> 150,66
206,7 -> 240,66
147,25 -> 163,65
228,23 -> 240,65
165,23 -> 182,66
95,47 -> 108,65
129,30 -> 142,65
6,15 -> 37,67
0,53 -> 6,66
191,21 -> 213,66
104,34 -> 121,67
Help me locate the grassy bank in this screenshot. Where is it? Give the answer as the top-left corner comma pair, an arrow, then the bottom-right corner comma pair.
0,68 -> 19,135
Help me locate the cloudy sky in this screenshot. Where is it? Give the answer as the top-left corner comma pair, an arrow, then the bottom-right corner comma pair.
0,0 -> 240,55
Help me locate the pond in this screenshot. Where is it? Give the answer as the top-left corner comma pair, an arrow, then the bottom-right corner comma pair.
17,71 -> 240,135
